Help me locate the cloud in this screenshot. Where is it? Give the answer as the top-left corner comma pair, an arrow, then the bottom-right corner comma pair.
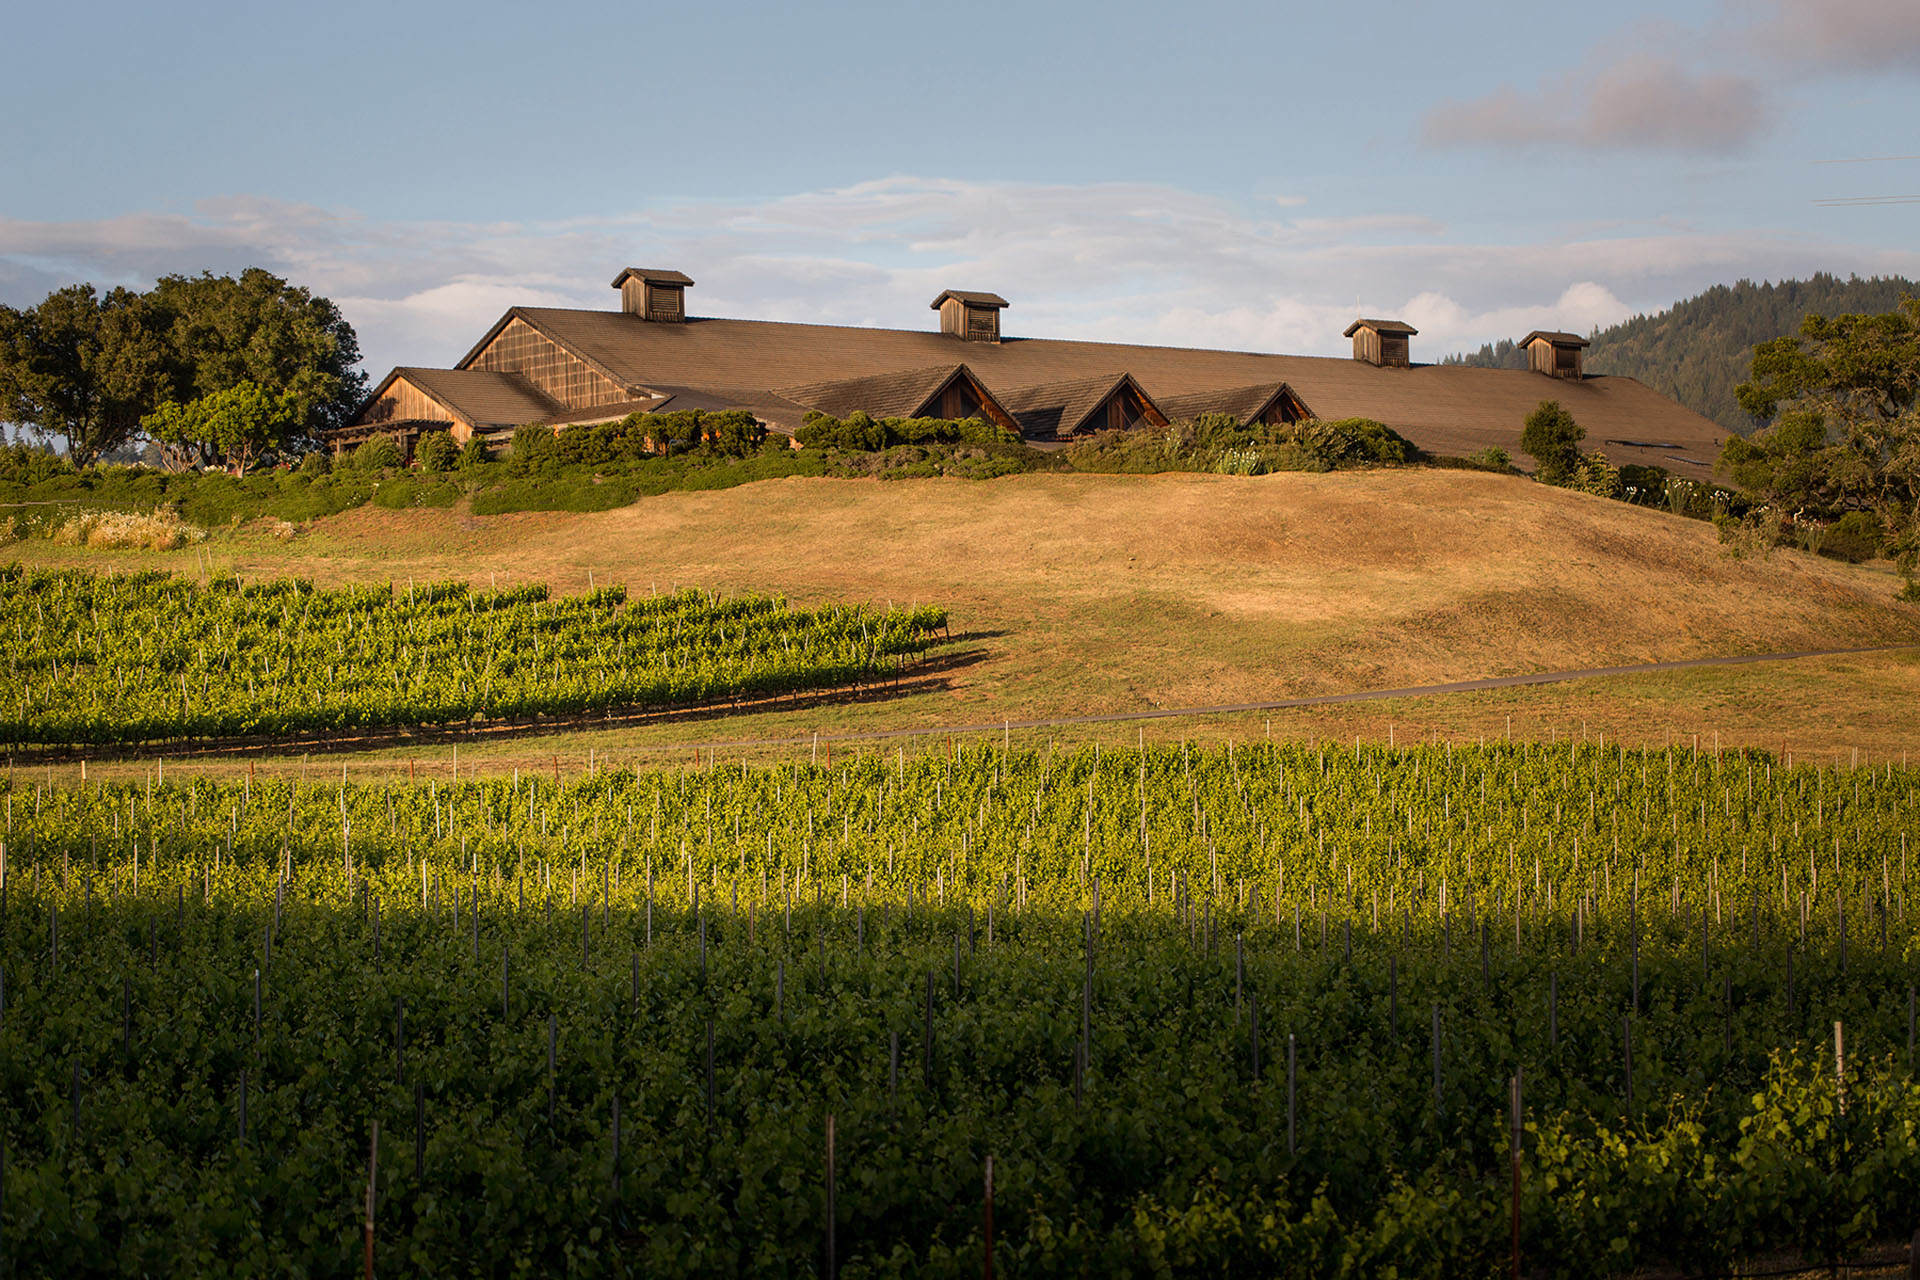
1424,55 -> 1766,154
1751,0 -> 1920,71
3,177 -> 1917,378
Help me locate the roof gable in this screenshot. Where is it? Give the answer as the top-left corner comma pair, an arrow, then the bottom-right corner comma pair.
356,367 -> 561,430
1158,381 -> 1315,425
777,362 -> 1016,429
1000,372 -> 1167,439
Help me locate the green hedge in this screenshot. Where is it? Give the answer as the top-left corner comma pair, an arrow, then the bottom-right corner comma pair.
795,411 -> 1021,451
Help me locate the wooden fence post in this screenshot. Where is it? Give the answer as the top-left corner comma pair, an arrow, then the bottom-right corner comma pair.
983,1153 -> 994,1280
365,1121 -> 378,1280
825,1113 -> 837,1279
1510,1069 -> 1522,1280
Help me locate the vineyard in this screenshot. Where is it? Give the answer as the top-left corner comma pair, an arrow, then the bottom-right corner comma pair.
0,741 -> 1917,1276
0,566 -> 947,748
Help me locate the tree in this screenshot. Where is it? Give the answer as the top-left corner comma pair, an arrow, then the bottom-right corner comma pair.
0,285 -> 173,464
1725,297 -> 1920,582
1520,400 -> 1585,483
0,270 -> 367,467
145,268 -> 368,445
141,380 -> 302,475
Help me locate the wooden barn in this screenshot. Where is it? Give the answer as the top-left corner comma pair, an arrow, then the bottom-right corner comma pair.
335,267 -> 1725,473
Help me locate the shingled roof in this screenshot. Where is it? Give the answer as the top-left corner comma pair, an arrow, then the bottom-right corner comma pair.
611,267 -> 694,288
1344,318 -> 1418,337
998,373 -> 1166,440
1157,382 -> 1315,426
781,364 -> 969,419
441,307 -> 1724,470
383,367 -> 562,429
929,290 -> 1009,309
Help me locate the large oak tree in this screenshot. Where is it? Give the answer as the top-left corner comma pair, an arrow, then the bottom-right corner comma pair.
1724,297 -> 1920,584
0,268 -> 366,467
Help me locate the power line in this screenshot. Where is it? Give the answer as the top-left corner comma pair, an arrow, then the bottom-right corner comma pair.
1811,195 -> 1920,206
1811,154 -> 1920,165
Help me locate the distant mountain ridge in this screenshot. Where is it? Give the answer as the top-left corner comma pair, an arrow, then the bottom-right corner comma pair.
1440,274 -> 1920,434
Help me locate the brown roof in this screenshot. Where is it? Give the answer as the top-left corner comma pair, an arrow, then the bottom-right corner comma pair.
999,373 -> 1161,439
780,364 -> 968,419
611,267 -> 694,288
389,367 -> 561,428
1344,318 -> 1418,337
447,307 -> 1725,472
1158,382 -> 1315,425
930,290 -> 1009,309
1522,330 -> 1591,348
541,397 -> 667,427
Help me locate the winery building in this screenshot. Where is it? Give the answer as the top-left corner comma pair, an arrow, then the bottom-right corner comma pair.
337,268 -> 1725,473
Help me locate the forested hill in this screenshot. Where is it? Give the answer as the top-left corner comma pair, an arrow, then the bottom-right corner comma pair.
1440,274 -> 1920,434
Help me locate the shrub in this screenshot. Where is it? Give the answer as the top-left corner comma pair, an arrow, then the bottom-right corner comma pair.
508,423 -> 557,474
1309,417 -> 1411,465
1521,400 -> 1584,483
459,435 -> 493,468
299,450 -> 332,476
1821,510 -> 1883,563
1570,452 -> 1622,499
0,442 -> 72,487
1066,416 -> 1410,475
350,436 -> 401,472
1466,445 -> 1511,471
415,430 -> 457,473
795,412 -> 1017,452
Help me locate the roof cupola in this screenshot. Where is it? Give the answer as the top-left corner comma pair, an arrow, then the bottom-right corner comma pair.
931,290 -> 1008,343
1344,318 -> 1417,367
613,268 -> 694,322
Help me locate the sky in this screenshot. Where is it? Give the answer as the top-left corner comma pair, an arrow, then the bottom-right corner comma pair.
3,0 -> 1919,384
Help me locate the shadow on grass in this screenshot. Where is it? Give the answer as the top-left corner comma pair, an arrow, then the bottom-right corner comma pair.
11,647 -> 994,764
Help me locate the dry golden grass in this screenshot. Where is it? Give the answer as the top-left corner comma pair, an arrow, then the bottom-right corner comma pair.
48,507 -> 207,552
14,468 -> 1920,774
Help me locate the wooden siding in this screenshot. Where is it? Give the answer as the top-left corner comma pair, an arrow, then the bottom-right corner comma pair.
1351,327 -> 1410,368
358,376 -> 458,428
1256,393 -> 1303,425
1527,338 -> 1584,379
939,297 -> 1000,343
470,317 -> 627,409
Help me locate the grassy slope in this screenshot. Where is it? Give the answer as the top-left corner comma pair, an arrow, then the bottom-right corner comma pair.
13,469 -> 1920,770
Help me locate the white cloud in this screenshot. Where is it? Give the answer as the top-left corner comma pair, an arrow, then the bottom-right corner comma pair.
3,177 -> 1917,377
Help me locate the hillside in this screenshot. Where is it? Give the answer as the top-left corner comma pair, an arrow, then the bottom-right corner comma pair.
1441,274 -> 1920,434
15,470 -> 1919,759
